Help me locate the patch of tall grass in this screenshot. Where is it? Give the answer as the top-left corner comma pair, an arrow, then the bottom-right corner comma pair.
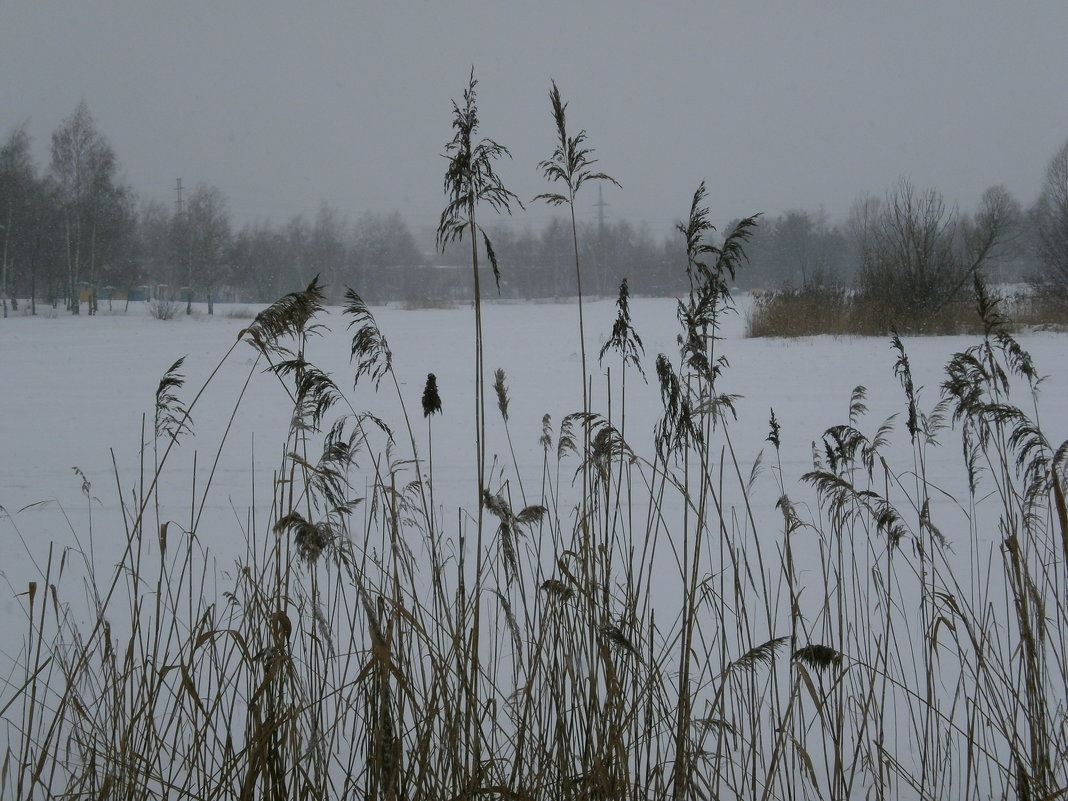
1,76 -> 1066,800
1010,283 -> 1068,330
747,279 -> 1068,337
3,259 -> 1068,800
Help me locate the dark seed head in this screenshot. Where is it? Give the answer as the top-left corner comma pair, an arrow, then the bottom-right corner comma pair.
422,373 -> 442,417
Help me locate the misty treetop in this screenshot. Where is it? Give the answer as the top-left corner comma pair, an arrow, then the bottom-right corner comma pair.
1,101 -> 1065,317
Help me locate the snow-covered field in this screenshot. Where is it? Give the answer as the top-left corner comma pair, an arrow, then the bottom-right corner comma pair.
3,295 -> 1065,557
3,294 -> 1066,638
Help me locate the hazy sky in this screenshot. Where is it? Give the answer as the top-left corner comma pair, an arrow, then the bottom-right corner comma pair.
3,1 -> 1067,238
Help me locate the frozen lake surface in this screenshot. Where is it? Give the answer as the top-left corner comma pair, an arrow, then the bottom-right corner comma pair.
3,295 -> 1065,555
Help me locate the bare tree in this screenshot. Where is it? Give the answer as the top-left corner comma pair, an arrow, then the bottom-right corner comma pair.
851,177 -> 1018,330
174,183 -> 230,314
1035,138 -> 1068,286
951,184 -> 1021,293
50,102 -> 124,314
307,203 -> 348,301
0,123 -> 37,316
230,220 -> 288,301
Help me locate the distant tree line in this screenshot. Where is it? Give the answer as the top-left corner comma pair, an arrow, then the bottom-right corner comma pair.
736,188 -> 1039,295
1,104 -> 136,315
2,102 -> 1067,316
0,103 -> 433,313
475,218 -> 683,299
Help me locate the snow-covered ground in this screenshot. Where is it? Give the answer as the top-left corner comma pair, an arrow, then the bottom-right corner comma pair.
0,297 -> 1058,525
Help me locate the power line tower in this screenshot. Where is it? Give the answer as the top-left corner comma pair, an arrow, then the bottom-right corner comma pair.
594,184 -> 608,236
174,178 -> 190,311
591,185 -> 611,294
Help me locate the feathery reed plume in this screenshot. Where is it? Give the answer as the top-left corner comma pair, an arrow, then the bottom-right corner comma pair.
540,578 -> 575,603
154,356 -> 192,441
344,288 -> 392,390
655,185 -> 757,463
726,636 -> 790,673
494,367 -> 527,502
802,463 -> 909,548
437,68 -> 519,290
566,412 -> 635,485
675,196 -> 759,384
482,488 -> 546,584
677,181 -> 759,296
767,408 -> 782,450
793,644 -> 844,674
973,272 -> 1009,335
848,385 -> 868,425
598,623 -> 638,658
268,358 -> 343,432
599,278 -> 646,381
273,511 -> 337,565
942,296 -> 1053,519
678,181 -> 718,292
71,465 -> 91,498
240,276 -> 325,354
280,435 -> 364,521
493,368 -> 509,422
535,81 -> 620,208
654,353 -> 700,459
539,413 -> 553,452
775,493 -> 804,535
891,332 -> 919,441
557,414 -> 577,460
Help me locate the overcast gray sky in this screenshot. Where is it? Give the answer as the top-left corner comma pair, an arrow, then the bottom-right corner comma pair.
3,0 -> 1067,238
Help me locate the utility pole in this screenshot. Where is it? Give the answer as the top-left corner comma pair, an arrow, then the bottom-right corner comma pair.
175,178 -> 194,313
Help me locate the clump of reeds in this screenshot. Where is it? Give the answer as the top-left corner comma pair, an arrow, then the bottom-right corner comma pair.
745,277 -> 1039,337
2,83 -> 1067,801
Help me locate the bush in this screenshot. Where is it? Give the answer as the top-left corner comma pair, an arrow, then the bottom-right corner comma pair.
224,305 -> 256,319
149,296 -> 179,320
